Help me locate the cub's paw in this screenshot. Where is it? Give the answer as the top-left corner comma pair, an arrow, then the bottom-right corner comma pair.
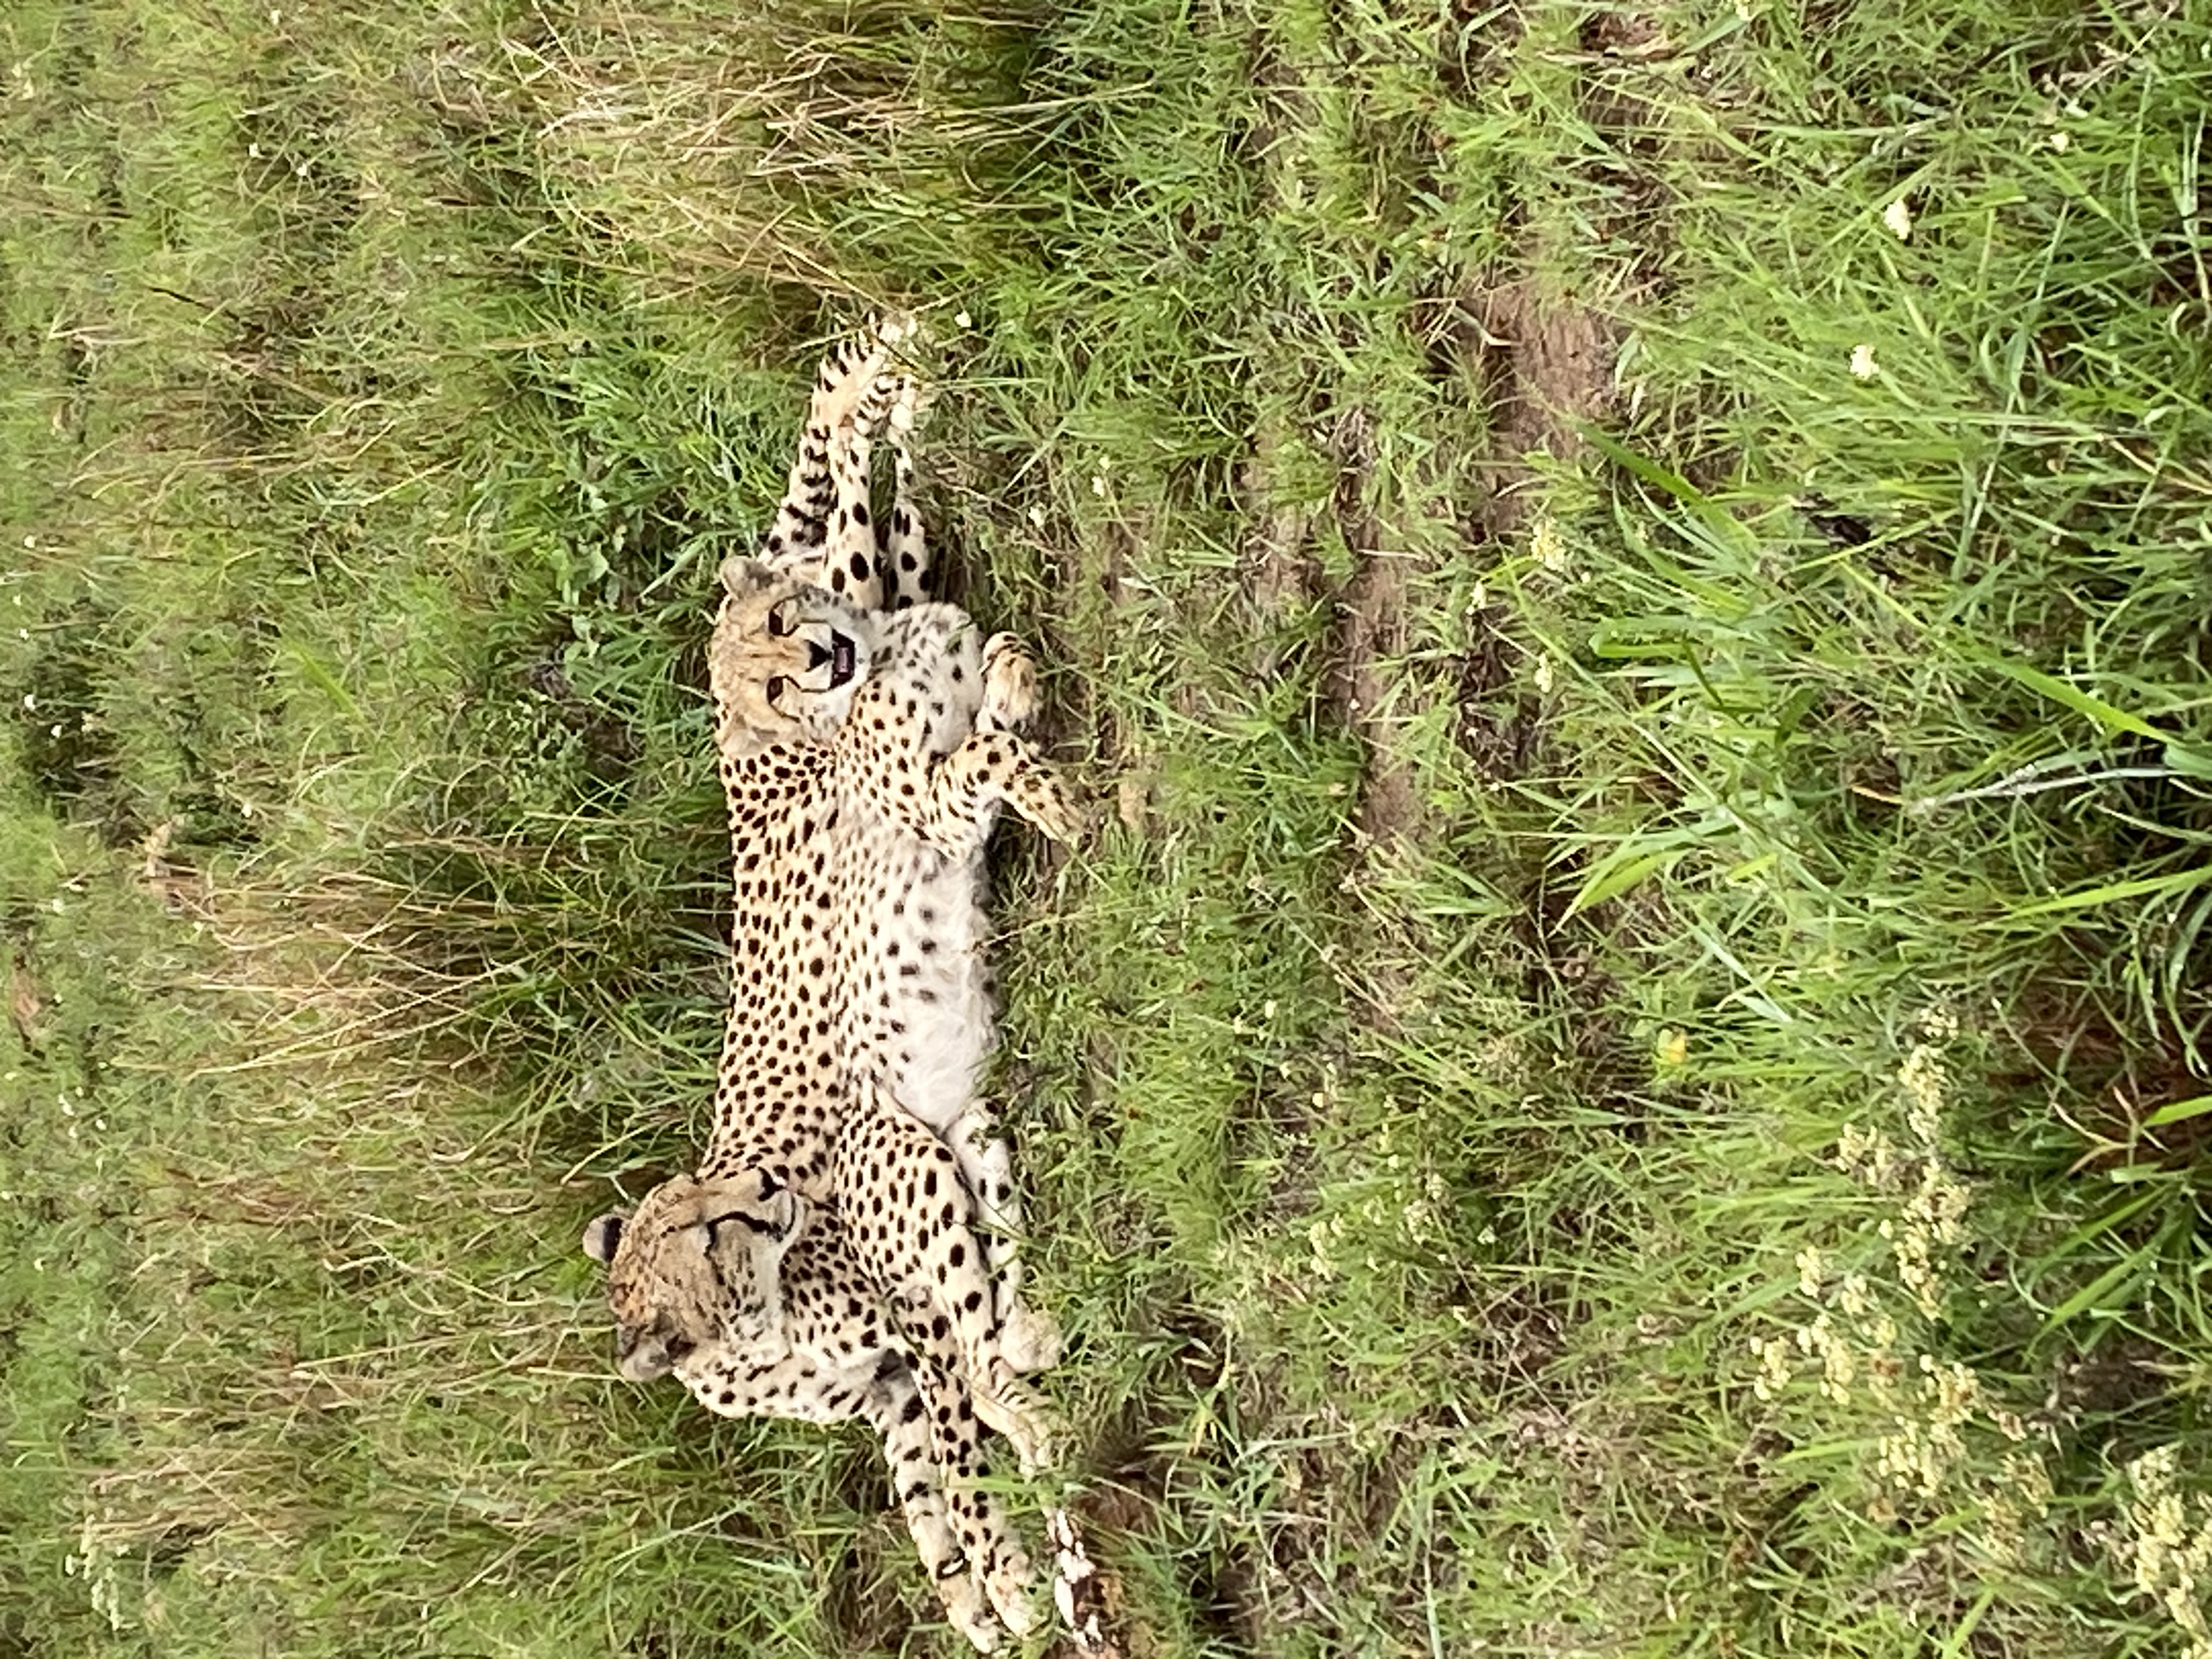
999,1304 -> 1064,1377
978,632 -> 1041,733
936,1565 -> 1001,1654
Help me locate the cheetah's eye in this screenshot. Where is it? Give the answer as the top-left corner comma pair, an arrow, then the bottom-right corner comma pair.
764,675 -> 788,704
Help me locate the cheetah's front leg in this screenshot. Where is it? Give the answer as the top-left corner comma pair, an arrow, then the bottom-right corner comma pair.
901,1347 -> 1043,1640
855,1356 -> 1013,1651
761,318 -> 908,608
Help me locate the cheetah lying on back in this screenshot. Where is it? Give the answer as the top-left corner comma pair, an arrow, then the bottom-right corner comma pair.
585,325 -> 1092,1647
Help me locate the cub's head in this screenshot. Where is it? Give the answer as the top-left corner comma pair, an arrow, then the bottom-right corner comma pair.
580,1169 -> 808,1383
709,557 -> 881,757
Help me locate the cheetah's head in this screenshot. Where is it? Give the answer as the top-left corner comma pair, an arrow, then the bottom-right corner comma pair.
710,557 -> 882,757
581,1169 -> 809,1383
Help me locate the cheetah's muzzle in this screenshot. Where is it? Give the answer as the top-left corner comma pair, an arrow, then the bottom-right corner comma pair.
827,631 -> 857,686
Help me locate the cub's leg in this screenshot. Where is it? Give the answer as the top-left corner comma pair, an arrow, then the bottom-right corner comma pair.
830,1081 -> 1063,1477
679,1345 -> 1001,1651
843,619 -> 1087,855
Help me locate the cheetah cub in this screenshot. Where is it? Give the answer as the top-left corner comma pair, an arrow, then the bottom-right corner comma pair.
583,1172 -> 1039,1650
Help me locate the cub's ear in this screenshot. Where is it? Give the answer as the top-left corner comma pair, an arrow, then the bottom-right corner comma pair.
582,1212 -> 627,1265
718,556 -> 780,599
761,1187 -> 805,1244
747,1169 -> 805,1243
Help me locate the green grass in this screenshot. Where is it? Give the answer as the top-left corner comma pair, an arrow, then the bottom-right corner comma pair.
3,0 -> 2210,1653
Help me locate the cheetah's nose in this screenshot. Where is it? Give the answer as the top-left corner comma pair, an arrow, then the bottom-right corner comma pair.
806,640 -> 832,673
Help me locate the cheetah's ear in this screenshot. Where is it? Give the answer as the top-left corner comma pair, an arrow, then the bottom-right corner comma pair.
582,1212 -> 626,1266
718,555 -> 780,599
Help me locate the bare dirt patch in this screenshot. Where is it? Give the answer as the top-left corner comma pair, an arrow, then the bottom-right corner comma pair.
1253,284 -> 1620,847
1236,426 -> 1319,685
1431,279 -> 1617,537
1316,405 -> 1432,848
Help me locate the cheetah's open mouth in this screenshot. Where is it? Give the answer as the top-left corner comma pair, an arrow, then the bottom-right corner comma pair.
827,631 -> 857,687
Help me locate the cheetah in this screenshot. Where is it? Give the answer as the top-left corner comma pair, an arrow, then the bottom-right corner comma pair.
696,541 -> 1082,1455
583,1172 -> 1036,1650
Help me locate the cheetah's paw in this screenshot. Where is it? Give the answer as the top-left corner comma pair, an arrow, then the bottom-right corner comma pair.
1012,772 -> 1091,847
983,1549 -> 1043,1639
937,1564 -> 1001,1653
974,1371 -> 1059,1476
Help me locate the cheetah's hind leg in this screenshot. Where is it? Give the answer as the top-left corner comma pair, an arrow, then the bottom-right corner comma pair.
832,1085 -> 1066,1475
759,318 -> 907,603
944,1116 -> 1062,1377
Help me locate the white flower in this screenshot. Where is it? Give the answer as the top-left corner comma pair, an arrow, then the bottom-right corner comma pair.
953,310 -> 972,330
1530,515 -> 1570,574
1882,198 -> 1912,240
2050,131 -> 2071,153
1850,343 -> 1878,380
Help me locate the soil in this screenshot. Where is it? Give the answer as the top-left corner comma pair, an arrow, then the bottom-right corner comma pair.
1311,283 -> 1619,847
1455,278 -> 1618,537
